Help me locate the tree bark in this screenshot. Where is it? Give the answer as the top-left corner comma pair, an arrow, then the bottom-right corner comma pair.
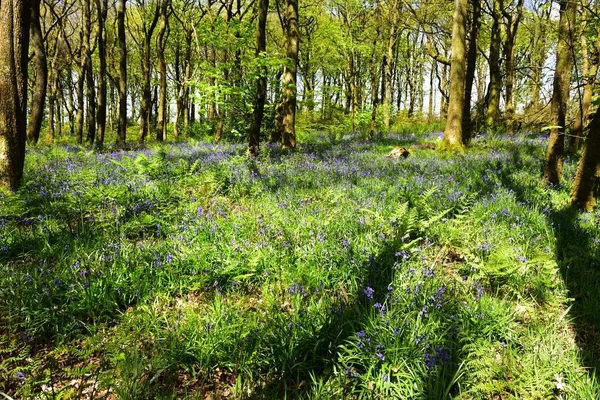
27,0 -> 46,145
280,0 -> 298,149
248,0 -> 269,156
96,0 -> 108,147
117,0 -> 128,146
0,0 -> 32,191
571,105 -> 600,210
383,23 -> 398,132
441,0 -> 468,151
461,0 -> 481,143
156,0 -> 170,141
138,2 -> 160,144
570,2 -> 599,152
85,48 -> 96,145
543,0 -> 576,185
503,0 -> 524,135
485,0 -> 502,126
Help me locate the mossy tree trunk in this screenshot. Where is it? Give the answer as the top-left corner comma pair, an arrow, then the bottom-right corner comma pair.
543,0 -> 576,185
442,0 -> 468,151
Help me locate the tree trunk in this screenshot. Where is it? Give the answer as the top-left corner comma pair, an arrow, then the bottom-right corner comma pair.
543,0 -> 576,185
485,0 -> 502,126
503,0 -> 524,135
96,0 -> 108,147
428,63 -> 435,122
570,2 -> 599,152
439,62 -> 449,119
461,0 -> 481,143
156,0 -> 169,141
369,26 -> 381,139
75,64 -> 86,144
383,24 -> 398,132
117,0 -> 128,146
442,0 -> 468,151
0,0 -> 32,191
271,69 -> 283,143
248,0 -> 269,156
571,106 -> 600,210
173,43 -> 183,138
27,0 -> 46,145
85,52 -> 96,145
138,3 -> 160,144
280,0 -> 298,149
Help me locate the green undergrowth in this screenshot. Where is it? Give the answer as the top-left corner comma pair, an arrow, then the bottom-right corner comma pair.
1,132 -> 599,398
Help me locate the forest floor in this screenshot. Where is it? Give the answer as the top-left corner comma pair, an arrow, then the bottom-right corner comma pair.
1,132 -> 599,399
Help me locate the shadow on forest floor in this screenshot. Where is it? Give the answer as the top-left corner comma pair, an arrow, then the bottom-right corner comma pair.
494,154 -> 600,382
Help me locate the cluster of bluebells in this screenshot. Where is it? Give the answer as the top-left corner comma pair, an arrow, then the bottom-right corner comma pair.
424,346 -> 452,369
286,282 -> 307,298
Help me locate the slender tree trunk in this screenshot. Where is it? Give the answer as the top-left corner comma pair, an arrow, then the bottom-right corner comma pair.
485,0 -> 502,126
96,0 -> 108,147
184,36 -> 192,130
156,0 -> 169,141
442,0 -> 468,151
27,0 -> 46,145
85,53 -> 96,145
280,0 -> 299,149
369,26 -> 381,138
139,4 -> 160,144
271,69 -> 283,143
383,23 -> 398,132
461,0 -> 481,143
173,44 -> 183,138
503,0 -> 524,135
440,58 -> 449,120
543,0 -> 576,185
428,63 -> 435,121
570,2 -> 598,152
117,0 -> 128,146
48,72 -> 56,141
75,63 -> 86,144
248,0 -> 269,156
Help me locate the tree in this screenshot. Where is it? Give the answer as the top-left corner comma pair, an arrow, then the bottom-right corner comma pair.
248,0 -> 270,156
117,0 -> 128,146
543,0 -> 576,185
571,106 -> 600,210
485,0 -> 502,127
441,0 -> 468,151
133,0 -> 160,144
280,0 -> 299,149
96,0 -> 108,147
502,0 -> 524,134
461,0 -> 481,143
0,0 -> 32,191
569,0 -> 599,151
27,0 -> 47,145
156,0 -> 170,142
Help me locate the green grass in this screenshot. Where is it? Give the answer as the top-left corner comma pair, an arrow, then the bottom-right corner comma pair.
0,131 -> 598,399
